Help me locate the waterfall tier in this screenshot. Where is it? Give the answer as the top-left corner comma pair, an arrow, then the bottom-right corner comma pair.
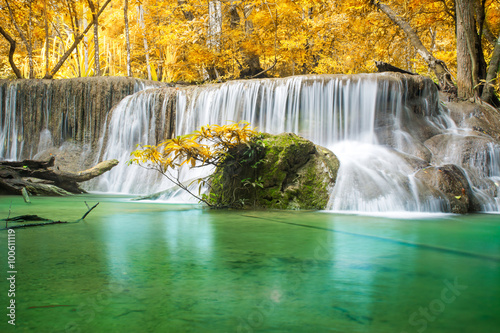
2,74 -> 499,213
0,77 -> 163,165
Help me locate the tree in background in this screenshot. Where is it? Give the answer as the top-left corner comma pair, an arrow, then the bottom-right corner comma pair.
124,0 -> 131,76
0,0 -> 498,105
369,0 -> 499,104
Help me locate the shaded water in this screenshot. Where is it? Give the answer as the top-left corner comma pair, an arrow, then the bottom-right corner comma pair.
1,195 -> 499,332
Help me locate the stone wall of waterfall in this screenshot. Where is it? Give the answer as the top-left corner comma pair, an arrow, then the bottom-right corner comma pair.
0,77 -> 163,166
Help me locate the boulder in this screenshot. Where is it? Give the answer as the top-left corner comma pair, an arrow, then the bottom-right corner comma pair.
415,164 -> 473,213
424,133 -> 500,177
445,101 -> 500,142
210,133 -> 340,209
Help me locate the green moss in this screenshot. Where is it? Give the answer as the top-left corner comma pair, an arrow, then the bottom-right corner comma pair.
209,133 -> 340,210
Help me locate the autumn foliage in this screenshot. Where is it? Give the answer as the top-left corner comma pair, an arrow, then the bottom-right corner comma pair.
0,0 -> 499,88
129,121 -> 258,206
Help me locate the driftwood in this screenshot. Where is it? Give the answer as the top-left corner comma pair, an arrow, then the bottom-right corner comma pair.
375,61 -> 416,75
0,156 -> 56,169
0,157 -> 118,196
374,61 -> 443,92
2,202 -> 99,230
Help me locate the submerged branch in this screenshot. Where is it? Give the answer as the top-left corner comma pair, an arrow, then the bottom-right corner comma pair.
2,202 -> 100,230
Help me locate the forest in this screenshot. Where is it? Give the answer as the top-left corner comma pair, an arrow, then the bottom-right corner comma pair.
2,3 -> 500,332
0,0 -> 499,103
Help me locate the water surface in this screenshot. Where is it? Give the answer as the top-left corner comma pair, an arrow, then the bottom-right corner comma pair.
1,194 -> 499,332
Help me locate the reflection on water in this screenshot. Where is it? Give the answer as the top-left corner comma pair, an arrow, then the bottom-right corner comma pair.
0,194 -> 499,333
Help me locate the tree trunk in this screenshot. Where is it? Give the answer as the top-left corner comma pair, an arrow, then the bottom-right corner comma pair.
206,0 -> 223,80
124,0 -> 132,76
208,0 -> 222,50
88,0 -> 101,76
44,0 -> 50,75
239,3 -> 266,78
455,0 -> 486,99
178,0 -> 194,20
0,158 -> 119,195
5,0 -> 34,78
83,16 -> 89,74
481,32 -> 500,106
0,26 -> 23,79
229,3 -> 240,29
372,1 -> 455,92
44,0 -> 112,79
138,5 -> 151,80
27,0 -> 34,78
66,0 -> 82,77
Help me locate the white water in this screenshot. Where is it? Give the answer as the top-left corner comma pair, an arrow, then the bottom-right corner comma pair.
0,83 -> 23,160
3,74 -> 499,213
90,73 -> 500,213
89,89 -> 172,194
94,75 -> 387,198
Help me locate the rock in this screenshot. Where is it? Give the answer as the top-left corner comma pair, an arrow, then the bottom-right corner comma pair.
424,133 -> 500,177
445,101 -> 500,142
210,133 -> 340,210
415,164 -> 473,213
390,149 -> 430,171
376,126 -> 433,162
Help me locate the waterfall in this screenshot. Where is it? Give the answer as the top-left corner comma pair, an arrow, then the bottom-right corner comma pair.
94,75 -> 386,196
0,78 -> 159,163
88,88 -> 177,194
94,73 -> 496,214
0,83 -> 22,160
3,74 -> 498,213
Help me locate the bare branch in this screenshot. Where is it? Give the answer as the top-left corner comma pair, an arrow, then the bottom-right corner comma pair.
0,26 -> 22,78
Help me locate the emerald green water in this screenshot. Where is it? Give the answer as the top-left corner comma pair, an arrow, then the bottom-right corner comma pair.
0,194 -> 499,333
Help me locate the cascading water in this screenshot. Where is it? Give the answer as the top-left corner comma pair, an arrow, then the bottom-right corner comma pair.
95,75 -> 386,196
92,73 -> 500,213
89,88 -> 177,194
0,82 -> 23,160
3,74 -> 497,213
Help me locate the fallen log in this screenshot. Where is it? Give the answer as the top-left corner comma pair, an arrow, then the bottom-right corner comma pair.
0,156 -> 55,169
53,159 -> 120,182
0,158 -> 118,196
375,61 -> 416,75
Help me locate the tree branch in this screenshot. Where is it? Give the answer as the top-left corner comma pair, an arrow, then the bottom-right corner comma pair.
372,0 -> 455,92
44,0 -> 112,79
5,0 -> 33,78
0,26 -> 22,78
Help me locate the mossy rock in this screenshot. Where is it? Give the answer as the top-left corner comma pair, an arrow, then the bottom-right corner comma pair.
210,133 -> 339,209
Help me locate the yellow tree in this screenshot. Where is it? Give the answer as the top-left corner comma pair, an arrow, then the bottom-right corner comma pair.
130,121 -> 258,207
